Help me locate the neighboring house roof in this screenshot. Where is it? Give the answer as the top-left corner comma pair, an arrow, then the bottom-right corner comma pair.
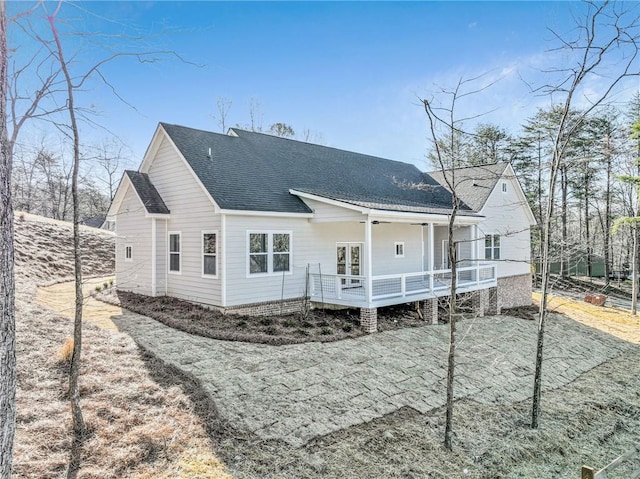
159,123 -> 474,215
81,216 -> 106,228
124,170 -> 170,214
429,163 -> 509,212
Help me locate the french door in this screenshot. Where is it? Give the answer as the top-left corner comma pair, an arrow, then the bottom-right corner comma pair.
337,242 -> 362,287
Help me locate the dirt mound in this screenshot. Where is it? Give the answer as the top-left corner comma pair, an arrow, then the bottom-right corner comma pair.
13,212 -> 114,282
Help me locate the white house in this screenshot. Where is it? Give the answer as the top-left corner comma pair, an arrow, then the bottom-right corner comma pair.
107,123 -> 535,331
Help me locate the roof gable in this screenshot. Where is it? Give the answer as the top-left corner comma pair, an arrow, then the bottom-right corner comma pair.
124,170 -> 170,215
159,123 -> 467,215
429,163 -> 509,212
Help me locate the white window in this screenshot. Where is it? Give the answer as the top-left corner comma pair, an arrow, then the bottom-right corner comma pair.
501,181 -> 508,193
169,232 -> 181,274
485,234 -> 500,260
124,245 -> 133,262
248,231 -> 291,275
202,231 -> 218,277
394,242 -> 405,258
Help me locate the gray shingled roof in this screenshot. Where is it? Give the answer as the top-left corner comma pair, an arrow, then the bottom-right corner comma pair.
160,123 -> 473,215
125,170 -> 170,214
429,163 -> 509,212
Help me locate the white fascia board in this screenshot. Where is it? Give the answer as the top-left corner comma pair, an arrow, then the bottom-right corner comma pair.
369,210 -> 482,225
289,189 -> 370,214
145,212 -> 171,219
139,123 -> 222,213
291,188 -> 481,224
105,172 -> 131,218
219,208 -> 313,218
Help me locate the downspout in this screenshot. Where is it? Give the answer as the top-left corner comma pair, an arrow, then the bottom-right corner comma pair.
221,213 -> 227,307
151,217 -> 157,296
165,219 -> 168,295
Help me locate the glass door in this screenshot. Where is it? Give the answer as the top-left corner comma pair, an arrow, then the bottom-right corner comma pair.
337,243 -> 362,287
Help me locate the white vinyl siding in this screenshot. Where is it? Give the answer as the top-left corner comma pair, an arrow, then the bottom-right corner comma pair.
114,186 -> 153,295
147,135 -> 222,305
478,168 -> 532,278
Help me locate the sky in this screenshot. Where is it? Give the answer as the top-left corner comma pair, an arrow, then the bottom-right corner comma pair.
8,1 -> 640,173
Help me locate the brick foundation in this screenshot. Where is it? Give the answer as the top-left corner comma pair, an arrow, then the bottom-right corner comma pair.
488,286 -> 499,315
360,307 -> 378,333
224,297 -> 305,316
472,290 -> 489,317
497,274 -> 532,310
421,298 -> 438,324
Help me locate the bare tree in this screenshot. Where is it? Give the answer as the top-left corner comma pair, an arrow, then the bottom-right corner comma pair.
0,1 -> 16,476
46,4 -> 86,458
420,73 -> 499,450
531,0 -> 639,429
214,96 -> 232,133
269,122 -> 295,138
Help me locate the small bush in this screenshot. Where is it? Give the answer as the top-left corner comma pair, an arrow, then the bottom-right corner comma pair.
236,320 -> 247,328
318,320 -> 329,327
260,317 -> 273,326
320,327 -> 333,335
342,324 -> 353,332
109,279 -> 114,286
283,318 -> 297,328
264,326 -> 278,335
94,285 -> 102,292
295,329 -> 310,336
59,338 -> 74,364
103,282 -> 109,289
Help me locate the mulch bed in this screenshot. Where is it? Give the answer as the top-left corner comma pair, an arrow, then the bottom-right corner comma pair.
99,290 -> 429,345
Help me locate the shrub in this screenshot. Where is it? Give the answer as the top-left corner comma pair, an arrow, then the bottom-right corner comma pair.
94,285 -> 102,292
264,326 -> 278,335
109,279 -> 114,286
342,324 -> 353,332
320,327 -> 333,335
59,338 -> 74,364
103,282 -> 109,289
260,317 -> 273,326
283,318 -> 297,328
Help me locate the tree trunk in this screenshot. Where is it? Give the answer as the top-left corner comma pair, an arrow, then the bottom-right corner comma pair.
47,9 -> 86,444
444,207 -> 458,451
604,134 -> 612,285
0,0 -> 16,476
560,166 -> 568,277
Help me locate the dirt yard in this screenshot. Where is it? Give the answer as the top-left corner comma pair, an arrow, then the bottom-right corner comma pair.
21,211 -> 640,478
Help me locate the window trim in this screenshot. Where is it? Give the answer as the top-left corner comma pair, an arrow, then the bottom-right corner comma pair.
246,230 -> 293,277
168,231 -> 182,275
484,234 -> 501,260
394,241 -> 405,258
201,230 -> 219,278
124,244 -> 133,262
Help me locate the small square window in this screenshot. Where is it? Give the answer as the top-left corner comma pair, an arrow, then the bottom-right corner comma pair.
395,242 -> 405,258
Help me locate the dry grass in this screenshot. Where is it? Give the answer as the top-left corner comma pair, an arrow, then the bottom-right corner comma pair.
13,213 -> 231,479
534,292 -> 640,344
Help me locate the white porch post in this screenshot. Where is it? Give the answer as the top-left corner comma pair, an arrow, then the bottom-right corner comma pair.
429,222 -> 435,290
151,217 -> 157,296
365,217 -> 373,304
473,224 -> 479,285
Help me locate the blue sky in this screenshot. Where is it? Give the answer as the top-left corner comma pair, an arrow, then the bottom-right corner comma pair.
9,1 -> 639,172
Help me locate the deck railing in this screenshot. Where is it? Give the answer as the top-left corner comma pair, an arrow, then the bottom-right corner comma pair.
308,263 -> 497,307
